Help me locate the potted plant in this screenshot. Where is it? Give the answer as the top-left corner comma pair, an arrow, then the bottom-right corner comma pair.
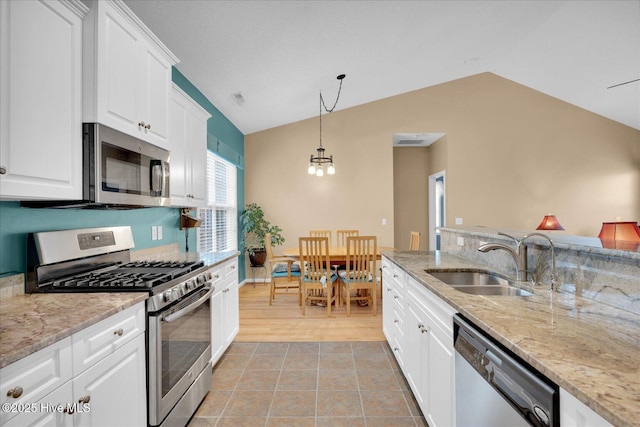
240,203 -> 285,266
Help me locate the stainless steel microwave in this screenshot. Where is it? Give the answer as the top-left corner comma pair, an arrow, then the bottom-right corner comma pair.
23,123 -> 170,209
84,123 -> 170,207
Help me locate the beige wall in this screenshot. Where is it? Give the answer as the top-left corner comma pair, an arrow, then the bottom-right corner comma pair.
393,146 -> 429,250
245,72 -> 640,250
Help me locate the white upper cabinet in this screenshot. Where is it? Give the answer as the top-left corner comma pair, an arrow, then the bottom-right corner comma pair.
169,84 -> 210,207
0,0 -> 87,200
82,0 -> 178,149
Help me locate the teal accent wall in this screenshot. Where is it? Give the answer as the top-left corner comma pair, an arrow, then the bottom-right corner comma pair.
0,202 -> 180,275
0,69 -> 245,281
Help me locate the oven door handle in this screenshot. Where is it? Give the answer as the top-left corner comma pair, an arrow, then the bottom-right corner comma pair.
161,285 -> 214,323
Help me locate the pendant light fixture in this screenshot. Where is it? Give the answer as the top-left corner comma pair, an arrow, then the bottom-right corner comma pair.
308,74 -> 346,177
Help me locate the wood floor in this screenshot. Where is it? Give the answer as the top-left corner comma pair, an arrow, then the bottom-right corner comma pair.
235,281 -> 385,342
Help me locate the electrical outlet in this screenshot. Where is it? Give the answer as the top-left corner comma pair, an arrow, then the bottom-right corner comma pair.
157,226 -> 163,240
457,236 -> 465,246
382,218 -> 387,226
151,226 -> 158,241
455,217 -> 463,225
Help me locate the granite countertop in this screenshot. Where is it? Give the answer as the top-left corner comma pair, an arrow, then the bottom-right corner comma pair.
382,250 -> 640,427
0,292 -> 148,369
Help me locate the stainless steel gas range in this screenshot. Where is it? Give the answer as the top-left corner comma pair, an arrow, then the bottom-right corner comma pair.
26,226 -> 213,427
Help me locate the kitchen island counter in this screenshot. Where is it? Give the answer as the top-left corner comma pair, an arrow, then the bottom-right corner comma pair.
0,292 -> 147,369
383,250 -> 640,427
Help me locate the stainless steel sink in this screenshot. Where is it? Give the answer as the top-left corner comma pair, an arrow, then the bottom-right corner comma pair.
427,270 -> 510,286
425,270 -> 533,297
449,285 -> 533,296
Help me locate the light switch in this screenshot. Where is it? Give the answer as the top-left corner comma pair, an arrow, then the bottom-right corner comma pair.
151,226 -> 158,241
382,218 -> 387,226
157,226 -> 163,240
455,218 -> 463,225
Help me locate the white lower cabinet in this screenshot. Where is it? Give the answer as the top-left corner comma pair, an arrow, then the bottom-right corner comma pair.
382,256 -> 456,427
72,334 -> 146,427
560,388 -> 613,427
405,276 -> 456,427
0,302 -> 146,427
211,257 -> 240,366
381,258 -> 407,371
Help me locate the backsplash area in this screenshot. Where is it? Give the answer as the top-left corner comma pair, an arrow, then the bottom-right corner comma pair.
439,227 -> 640,315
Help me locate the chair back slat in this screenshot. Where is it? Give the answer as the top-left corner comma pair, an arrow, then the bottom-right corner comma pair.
409,231 -> 421,251
345,236 -> 377,282
309,230 -> 332,246
299,236 -> 331,282
337,229 -> 359,246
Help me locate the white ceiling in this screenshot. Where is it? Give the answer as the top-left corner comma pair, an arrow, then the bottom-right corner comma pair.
122,0 -> 640,135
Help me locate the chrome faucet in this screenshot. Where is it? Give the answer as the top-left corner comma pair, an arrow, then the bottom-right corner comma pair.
521,232 -> 559,290
478,233 -> 528,281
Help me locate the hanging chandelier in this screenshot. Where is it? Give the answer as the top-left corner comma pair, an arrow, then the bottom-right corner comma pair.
307,74 -> 346,176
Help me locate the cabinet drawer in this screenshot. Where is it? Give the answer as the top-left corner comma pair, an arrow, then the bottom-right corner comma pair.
72,303 -> 144,375
223,258 -> 238,281
3,381 -> 73,427
209,265 -> 224,288
0,337 -> 72,424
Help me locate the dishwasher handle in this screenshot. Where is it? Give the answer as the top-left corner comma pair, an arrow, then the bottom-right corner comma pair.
453,314 -> 557,427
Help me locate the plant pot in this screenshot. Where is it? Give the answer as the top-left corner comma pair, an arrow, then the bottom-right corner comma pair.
249,249 -> 267,267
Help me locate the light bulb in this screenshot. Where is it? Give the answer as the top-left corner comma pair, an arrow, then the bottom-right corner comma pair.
315,165 -> 323,177
327,163 -> 335,175
308,163 -> 316,175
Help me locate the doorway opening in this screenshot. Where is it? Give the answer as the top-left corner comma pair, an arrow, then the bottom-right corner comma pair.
429,171 -> 445,250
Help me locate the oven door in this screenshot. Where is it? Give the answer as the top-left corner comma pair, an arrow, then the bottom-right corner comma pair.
148,285 -> 213,426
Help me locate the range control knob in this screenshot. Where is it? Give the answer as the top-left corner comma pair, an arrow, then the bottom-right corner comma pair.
163,290 -> 172,303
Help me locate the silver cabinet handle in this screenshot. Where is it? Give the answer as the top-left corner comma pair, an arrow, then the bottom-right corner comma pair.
138,121 -> 146,128
114,328 -> 124,336
78,395 -> 90,404
0,166 -> 6,175
420,325 -> 430,334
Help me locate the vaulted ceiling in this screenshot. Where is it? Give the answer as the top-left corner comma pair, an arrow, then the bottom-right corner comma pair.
123,0 -> 640,134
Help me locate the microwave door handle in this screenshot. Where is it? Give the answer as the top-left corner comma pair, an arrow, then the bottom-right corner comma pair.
150,160 -> 163,195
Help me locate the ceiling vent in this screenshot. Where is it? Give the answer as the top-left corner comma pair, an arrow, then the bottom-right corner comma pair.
393,133 -> 445,147
231,91 -> 245,106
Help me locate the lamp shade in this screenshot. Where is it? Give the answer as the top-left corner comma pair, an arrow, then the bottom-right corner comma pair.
597,222 -> 640,241
536,215 -> 564,231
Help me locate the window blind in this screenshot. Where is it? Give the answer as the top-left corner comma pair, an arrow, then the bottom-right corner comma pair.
198,151 -> 237,253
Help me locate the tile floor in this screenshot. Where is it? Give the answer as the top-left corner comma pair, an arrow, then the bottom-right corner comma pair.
187,341 -> 428,426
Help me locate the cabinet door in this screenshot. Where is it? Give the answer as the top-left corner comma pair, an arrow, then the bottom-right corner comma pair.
72,334 -> 146,427
168,92 -> 189,204
426,325 -> 455,427
138,41 -> 171,148
187,106 -> 208,206
0,0 -> 84,200
381,260 -> 394,341
405,299 -> 428,410
223,280 -> 240,345
98,3 -> 140,136
210,287 -> 225,366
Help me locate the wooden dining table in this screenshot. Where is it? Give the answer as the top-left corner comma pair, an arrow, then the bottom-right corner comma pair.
281,245 -> 394,308
281,246 -> 394,263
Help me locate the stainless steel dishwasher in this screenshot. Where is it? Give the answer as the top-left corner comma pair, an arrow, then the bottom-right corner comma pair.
453,314 -> 559,427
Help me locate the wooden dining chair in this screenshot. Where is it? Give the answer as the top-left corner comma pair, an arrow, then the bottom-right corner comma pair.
299,236 -> 338,316
309,230 -> 332,246
409,231 -> 421,251
265,233 -> 301,306
338,236 -> 378,316
337,229 -> 359,246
